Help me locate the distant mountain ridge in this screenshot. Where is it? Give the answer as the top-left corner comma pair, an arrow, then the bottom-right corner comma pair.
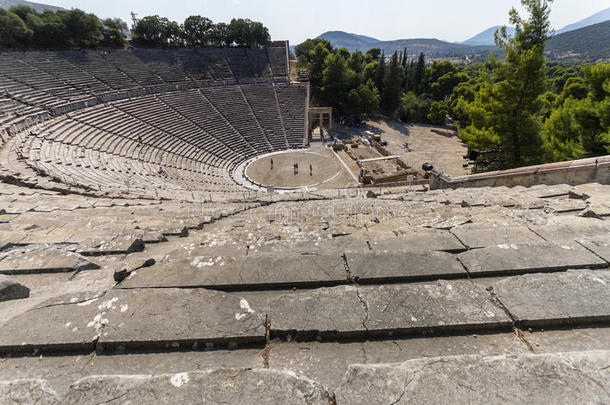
0,0 -> 63,13
315,31 -> 493,58
556,7 -> 610,34
461,26 -> 516,46
547,20 -> 610,61
462,7 -> 610,46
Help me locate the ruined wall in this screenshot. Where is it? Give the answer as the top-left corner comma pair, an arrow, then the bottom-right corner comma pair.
430,155 -> 610,189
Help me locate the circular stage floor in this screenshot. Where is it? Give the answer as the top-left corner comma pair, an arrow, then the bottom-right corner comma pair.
246,149 -> 342,189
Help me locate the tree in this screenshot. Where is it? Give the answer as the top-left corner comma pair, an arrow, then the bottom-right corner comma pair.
320,52 -> 356,113
427,100 -> 449,124
0,8 -> 33,48
365,48 -> 381,62
102,18 -> 128,32
133,15 -> 165,46
460,0 -> 554,167
250,21 -> 270,47
412,52 -> 426,94
347,79 -> 380,117
182,16 -> 213,46
375,51 -> 385,97
382,51 -> 405,114
58,9 -> 103,47
209,23 -> 229,47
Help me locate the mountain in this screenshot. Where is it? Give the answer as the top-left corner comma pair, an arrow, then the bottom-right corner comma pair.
316,31 -> 494,58
547,20 -> 610,61
556,7 -> 610,34
349,33 -> 380,44
0,0 -> 63,12
461,26 -> 516,46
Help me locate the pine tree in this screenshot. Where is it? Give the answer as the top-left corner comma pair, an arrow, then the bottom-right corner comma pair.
382,51 -> 405,115
375,51 -> 386,98
413,52 -> 426,94
461,0 -> 554,167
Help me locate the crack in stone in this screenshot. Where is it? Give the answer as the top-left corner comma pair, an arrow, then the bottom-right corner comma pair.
487,287 -> 536,353
355,290 -> 369,332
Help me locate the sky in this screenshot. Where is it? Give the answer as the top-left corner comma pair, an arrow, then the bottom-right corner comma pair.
46,0 -> 610,44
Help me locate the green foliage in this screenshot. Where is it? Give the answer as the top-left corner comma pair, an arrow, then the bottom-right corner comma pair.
132,15 -> 270,48
182,16 -> 213,46
102,18 -> 128,32
399,92 -> 433,123
427,100 -> 450,124
347,80 -> 380,116
0,8 -> 32,47
460,0 -> 553,167
0,6 -> 120,48
382,51 -> 404,114
228,18 -> 270,47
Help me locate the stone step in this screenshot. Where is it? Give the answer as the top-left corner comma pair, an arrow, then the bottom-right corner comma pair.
577,236 -> 610,263
335,351 -> 610,404
450,225 -> 545,249
268,282 -> 512,340
492,270 -> 610,328
0,289 -> 266,353
0,245 -> 100,275
0,274 -> 30,302
345,251 -> 466,283
1,368 -> 333,405
458,244 -> 607,276
119,252 -> 347,290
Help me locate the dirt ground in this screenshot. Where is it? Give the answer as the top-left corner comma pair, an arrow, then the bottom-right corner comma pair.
362,120 -> 470,177
246,142 -> 357,189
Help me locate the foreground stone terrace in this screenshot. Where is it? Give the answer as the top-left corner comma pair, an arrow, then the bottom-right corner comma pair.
0,181 -> 609,403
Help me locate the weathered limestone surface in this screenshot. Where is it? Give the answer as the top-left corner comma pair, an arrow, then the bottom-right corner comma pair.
531,218 -> 610,243
0,289 -> 266,352
458,244 -> 606,276
62,369 -> 333,405
120,252 -> 346,289
577,236 -> 610,263
369,228 -> 465,252
0,245 -> 100,275
451,225 -> 545,248
77,235 -> 145,256
269,282 -> 511,339
493,270 -> 610,327
0,379 -> 61,404
345,251 -> 466,282
0,275 -> 30,302
335,351 -> 610,404
97,289 -> 267,350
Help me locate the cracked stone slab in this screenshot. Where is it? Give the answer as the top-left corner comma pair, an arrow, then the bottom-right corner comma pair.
62,369 -> 333,405
248,236 -> 368,256
577,236 -> 610,263
458,244 -> 606,276
77,234 -> 145,256
492,270 -> 610,327
0,291 -> 106,353
268,282 -> 511,340
0,379 -> 61,404
451,225 -> 545,249
120,252 -> 347,290
530,219 -> 610,243
96,289 -> 266,351
345,251 -> 466,282
0,245 -> 101,275
335,351 -> 610,404
0,274 -> 30,301
0,289 -> 265,353
370,228 -> 465,253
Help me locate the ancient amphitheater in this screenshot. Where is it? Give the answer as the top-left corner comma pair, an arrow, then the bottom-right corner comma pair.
0,43 -> 609,404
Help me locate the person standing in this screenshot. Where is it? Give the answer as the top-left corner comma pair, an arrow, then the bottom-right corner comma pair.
309,164 -> 313,176
270,158 -> 274,170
